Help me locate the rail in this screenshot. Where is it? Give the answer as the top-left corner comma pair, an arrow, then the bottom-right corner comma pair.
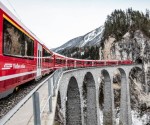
0,68 -> 63,125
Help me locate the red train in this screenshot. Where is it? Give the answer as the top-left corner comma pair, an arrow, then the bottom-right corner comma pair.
0,2 -> 132,98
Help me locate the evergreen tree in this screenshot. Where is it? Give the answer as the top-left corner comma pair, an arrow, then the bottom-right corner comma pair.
103,8 -> 150,42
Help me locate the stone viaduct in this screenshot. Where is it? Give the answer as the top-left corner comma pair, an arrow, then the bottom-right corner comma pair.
56,64 -> 142,125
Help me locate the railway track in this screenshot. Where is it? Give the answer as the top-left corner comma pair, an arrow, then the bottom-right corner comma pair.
0,75 -> 51,119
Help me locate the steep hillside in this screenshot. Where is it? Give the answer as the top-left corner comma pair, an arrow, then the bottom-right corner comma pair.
100,9 -> 150,125
53,26 -> 104,59
52,8 -> 150,124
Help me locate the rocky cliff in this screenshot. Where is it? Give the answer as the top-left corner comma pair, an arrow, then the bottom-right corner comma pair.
101,30 -> 150,124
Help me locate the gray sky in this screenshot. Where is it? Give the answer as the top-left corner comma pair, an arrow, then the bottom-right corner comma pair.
0,0 -> 150,48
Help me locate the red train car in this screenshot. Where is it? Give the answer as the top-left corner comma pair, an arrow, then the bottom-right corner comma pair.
94,60 -> 106,67
106,60 -> 118,66
84,60 -> 93,67
120,60 -> 132,65
42,45 -> 54,75
75,59 -> 84,68
66,57 -> 75,68
0,2 -> 133,99
0,2 -> 53,98
54,53 -> 66,69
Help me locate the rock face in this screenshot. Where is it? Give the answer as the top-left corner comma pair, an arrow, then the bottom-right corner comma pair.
101,30 -> 147,61
101,30 -> 150,124
129,68 -> 150,124
103,37 -> 116,60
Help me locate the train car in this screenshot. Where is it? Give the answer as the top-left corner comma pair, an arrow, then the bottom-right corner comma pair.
106,60 -> 118,66
75,59 -> 84,68
54,53 -> 66,69
0,1 -> 133,99
0,2 -> 53,98
94,60 -> 106,67
66,57 -> 75,68
84,60 -> 93,67
42,45 -> 54,75
121,59 -> 132,65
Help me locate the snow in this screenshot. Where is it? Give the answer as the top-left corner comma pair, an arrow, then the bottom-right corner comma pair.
80,26 -> 104,47
98,108 -> 149,125
132,111 -> 149,125
54,26 -> 104,53
99,109 -> 103,125
55,47 -> 64,52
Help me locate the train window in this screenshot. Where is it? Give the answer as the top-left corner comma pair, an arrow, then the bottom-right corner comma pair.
49,58 -> 53,63
67,60 -> 70,64
3,19 -> 34,59
43,48 -> 52,57
44,58 -> 53,63
77,61 -> 81,64
84,61 -> 92,65
89,62 -> 92,65
62,60 -> 66,64
44,58 -> 49,63
97,62 -> 104,64
43,48 -> 52,63
85,62 -> 88,65
56,59 -> 62,64
67,60 -> 74,64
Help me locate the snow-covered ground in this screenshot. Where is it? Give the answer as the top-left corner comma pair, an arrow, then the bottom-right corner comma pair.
132,110 -> 150,125
99,109 -> 103,125
99,109 -> 149,125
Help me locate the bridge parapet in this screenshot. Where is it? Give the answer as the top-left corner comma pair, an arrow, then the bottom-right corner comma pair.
0,68 -> 63,125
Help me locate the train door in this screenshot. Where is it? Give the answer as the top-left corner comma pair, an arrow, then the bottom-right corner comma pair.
92,61 -> 94,66
74,60 -> 76,68
36,43 -> 42,79
65,58 -> 67,68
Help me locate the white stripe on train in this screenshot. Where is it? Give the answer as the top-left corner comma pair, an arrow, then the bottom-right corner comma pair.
0,68 -> 50,81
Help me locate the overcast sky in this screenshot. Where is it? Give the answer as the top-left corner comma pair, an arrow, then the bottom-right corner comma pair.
0,0 -> 150,48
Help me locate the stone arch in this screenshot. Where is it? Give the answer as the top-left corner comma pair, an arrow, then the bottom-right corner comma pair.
135,57 -> 143,64
117,68 -> 132,125
101,69 -> 114,125
98,71 -> 105,125
82,72 -> 97,125
99,76 -> 104,110
54,91 -> 64,124
57,91 -> 61,108
66,76 -> 82,125
112,69 -> 121,124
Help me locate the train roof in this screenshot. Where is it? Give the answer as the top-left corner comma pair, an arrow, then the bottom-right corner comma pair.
0,2 -> 44,45
53,52 -> 66,58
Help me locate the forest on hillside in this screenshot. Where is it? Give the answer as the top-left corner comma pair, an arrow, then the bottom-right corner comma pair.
59,8 -> 150,60
102,8 -> 150,43
61,46 -> 99,60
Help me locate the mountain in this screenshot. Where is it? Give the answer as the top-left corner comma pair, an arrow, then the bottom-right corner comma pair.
100,8 -> 150,124
53,26 -> 104,54
52,8 -> 150,124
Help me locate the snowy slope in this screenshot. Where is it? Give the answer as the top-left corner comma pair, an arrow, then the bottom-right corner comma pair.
53,26 -> 104,53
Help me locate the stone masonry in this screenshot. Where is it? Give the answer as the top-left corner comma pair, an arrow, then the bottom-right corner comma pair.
57,64 -> 142,125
